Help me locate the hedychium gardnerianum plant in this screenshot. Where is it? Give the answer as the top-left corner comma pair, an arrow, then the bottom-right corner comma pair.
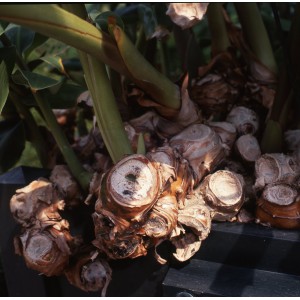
5,3 -> 299,296
1,3 -> 235,293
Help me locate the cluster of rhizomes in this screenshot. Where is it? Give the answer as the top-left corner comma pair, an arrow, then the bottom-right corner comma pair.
10,83 -> 300,295
9,17 -> 300,297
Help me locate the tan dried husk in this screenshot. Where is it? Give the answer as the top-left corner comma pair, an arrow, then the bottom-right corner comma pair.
65,248 -> 112,295
10,179 -> 64,227
224,9 -> 277,109
226,106 -> 259,136
72,127 -> 105,162
254,153 -> 300,191
177,193 -> 212,240
256,183 -> 300,229
143,194 -> 178,238
50,165 -> 83,207
166,3 -> 209,29
146,145 -> 179,187
169,124 -> 226,185
124,122 -> 157,153
137,75 -> 202,138
197,170 -> 245,221
190,52 -> 245,118
14,225 -> 72,276
171,231 -> 202,262
92,213 -> 148,260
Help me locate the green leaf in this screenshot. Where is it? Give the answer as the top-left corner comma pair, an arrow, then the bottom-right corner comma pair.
23,32 -> 49,60
12,69 -> 60,91
0,119 -> 26,173
94,11 -> 124,33
0,61 -> 9,114
40,83 -> 85,109
5,24 -> 35,55
0,46 -> 16,114
40,55 -> 67,75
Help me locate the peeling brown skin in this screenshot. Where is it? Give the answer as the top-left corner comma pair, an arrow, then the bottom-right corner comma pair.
177,194 -> 211,240
137,75 -> 202,138
143,194 -> 178,238
256,183 -> 300,229
190,52 -> 245,118
10,178 -> 63,227
64,249 -> 112,295
50,165 -> 83,207
169,124 -> 226,186
171,232 -> 202,262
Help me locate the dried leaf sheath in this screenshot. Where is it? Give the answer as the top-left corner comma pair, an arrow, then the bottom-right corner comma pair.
10,179 -> 65,228
65,249 -> 112,295
170,124 -> 226,185
143,195 -> 178,238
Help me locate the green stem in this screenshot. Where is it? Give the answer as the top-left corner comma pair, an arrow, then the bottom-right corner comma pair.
261,4 -> 300,153
0,4 -> 180,111
33,91 -> 91,190
206,3 -> 231,56
62,4 -> 133,163
234,3 -> 278,74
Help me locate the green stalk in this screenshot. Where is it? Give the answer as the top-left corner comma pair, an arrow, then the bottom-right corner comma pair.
33,91 -> 91,190
109,24 -> 180,110
234,3 -> 278,75
206,3 -> 231,56
0,4 -> 180,110
261,4 -> 300,153
62,4 -> 132,163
